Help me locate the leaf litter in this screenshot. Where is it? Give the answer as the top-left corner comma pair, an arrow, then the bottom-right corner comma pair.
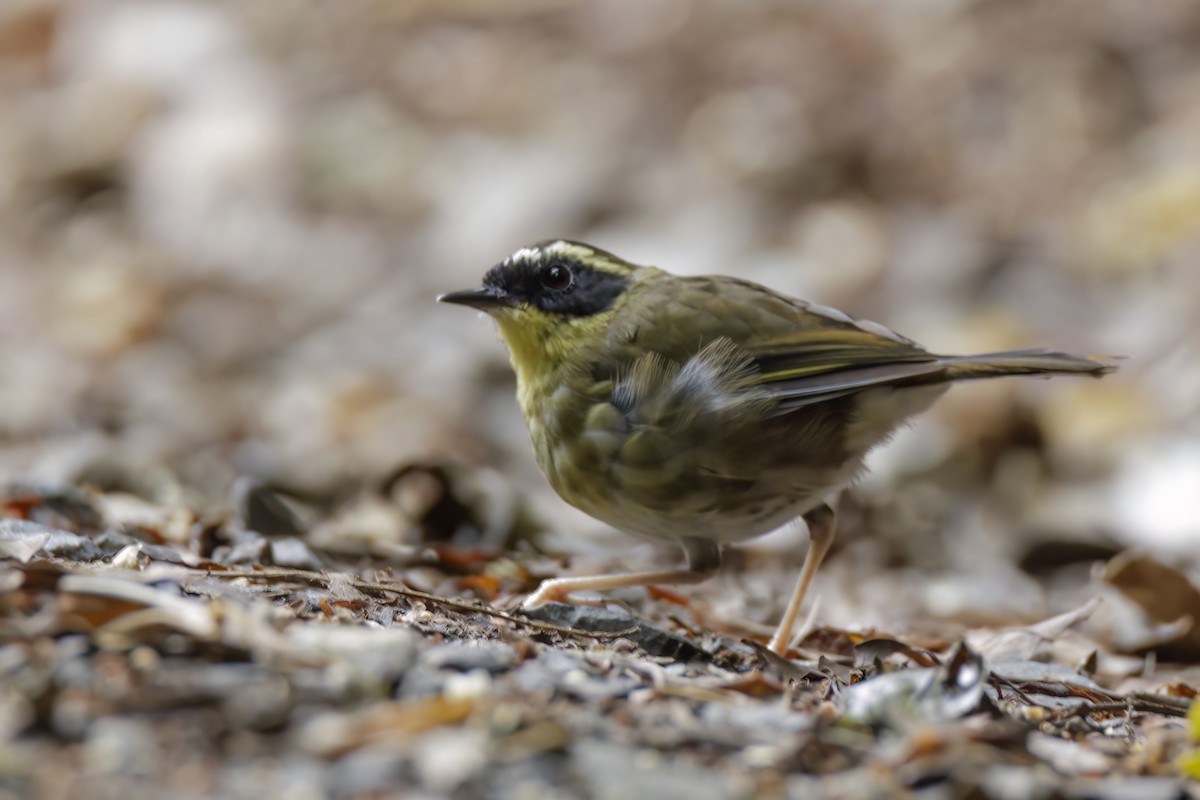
0,482 -> 1197,798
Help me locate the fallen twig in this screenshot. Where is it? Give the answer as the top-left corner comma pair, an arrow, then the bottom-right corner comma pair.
200,566 -> 639,642
1054,696 -> 1190,720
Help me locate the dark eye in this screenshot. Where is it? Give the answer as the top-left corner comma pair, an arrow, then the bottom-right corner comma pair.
540,263 -> 573,291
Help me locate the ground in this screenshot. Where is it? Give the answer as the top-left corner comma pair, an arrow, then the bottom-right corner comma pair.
1,481 -> 1198,799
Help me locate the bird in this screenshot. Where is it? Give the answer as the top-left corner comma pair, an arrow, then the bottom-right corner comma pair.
439,240 -> 1113,655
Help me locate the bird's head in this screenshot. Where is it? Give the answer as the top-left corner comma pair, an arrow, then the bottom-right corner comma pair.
439,240 -> 647,374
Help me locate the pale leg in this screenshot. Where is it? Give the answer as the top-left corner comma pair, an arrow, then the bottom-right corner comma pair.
523,568 -> 715,608
523,537 -> 720,609
767,503 -> 835,655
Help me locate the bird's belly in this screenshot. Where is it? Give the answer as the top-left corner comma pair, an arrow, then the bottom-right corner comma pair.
556,459 -> 858,546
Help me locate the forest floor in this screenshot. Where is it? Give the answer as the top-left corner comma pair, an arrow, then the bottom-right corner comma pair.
2,480 -> 1197,800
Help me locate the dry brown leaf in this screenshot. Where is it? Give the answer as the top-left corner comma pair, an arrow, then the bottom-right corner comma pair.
1104,553 -> 1200,658
56,573 -> 220,645
967,598 -> 1102,662
297,696 -> 477,758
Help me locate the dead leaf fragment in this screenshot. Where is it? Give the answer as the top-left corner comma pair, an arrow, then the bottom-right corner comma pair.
57,573 -> 220,646
968,598 -> 1102,662
296,696 -> 477,758
1104,553 -> 1200,658
0,519 -> 52,563
842,641 -> 988,728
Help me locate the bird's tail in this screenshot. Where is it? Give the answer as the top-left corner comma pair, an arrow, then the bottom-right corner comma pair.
937,349 -> 1117,381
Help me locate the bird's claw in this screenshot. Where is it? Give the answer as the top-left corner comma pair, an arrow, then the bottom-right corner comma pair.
521,579 -> 571,609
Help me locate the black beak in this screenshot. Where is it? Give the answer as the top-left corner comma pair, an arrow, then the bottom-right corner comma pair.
437,287 -> 511,310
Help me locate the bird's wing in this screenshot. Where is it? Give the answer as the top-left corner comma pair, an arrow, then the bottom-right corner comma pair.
592,276 -> 948,503
747,329 -> 943,409
615,274 -> 943,411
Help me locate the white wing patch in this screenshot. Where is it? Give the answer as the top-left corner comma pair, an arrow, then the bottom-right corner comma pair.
802,301 -> 854,325
801,300 -> 915,345
854,317 -> 912,343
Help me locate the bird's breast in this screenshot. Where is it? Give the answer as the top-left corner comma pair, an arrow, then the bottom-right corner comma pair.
516,364 -> 615,501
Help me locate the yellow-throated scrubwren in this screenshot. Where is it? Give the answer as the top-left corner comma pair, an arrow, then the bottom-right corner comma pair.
440,240 -> 1113,655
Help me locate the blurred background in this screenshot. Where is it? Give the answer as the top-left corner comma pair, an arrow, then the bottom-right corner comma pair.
1,0 -> 1197,631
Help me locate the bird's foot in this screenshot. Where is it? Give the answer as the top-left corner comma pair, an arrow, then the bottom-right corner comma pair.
766,595 -> 822,657
521,577 -> 615,610
521,578 -> 574,609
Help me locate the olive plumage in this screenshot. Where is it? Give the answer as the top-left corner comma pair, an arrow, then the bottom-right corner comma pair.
440,240 -> 1112,655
